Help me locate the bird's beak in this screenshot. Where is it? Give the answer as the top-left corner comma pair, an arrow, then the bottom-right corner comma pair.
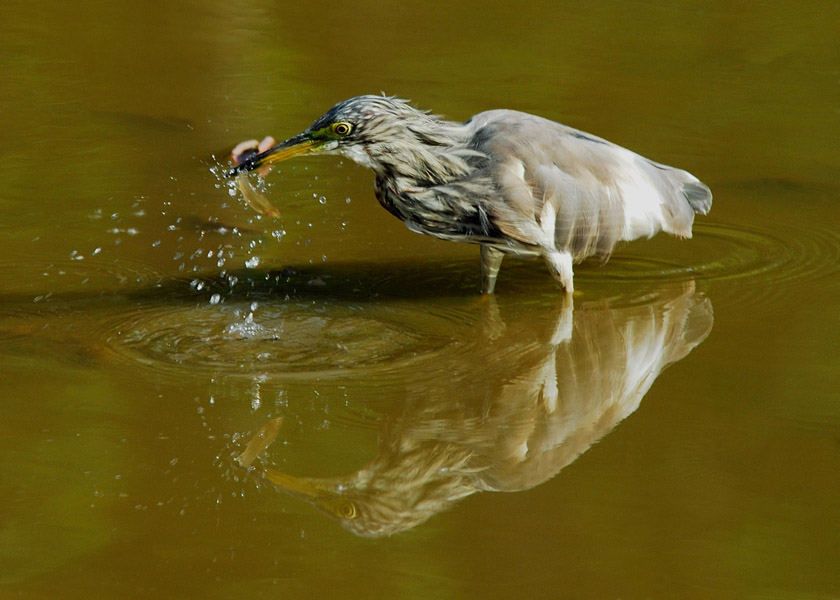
236,416 -> 323,500
261,465 -> 323,499
227,132 -> 321,176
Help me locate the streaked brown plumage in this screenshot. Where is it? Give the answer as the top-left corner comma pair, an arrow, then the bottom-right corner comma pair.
231,95 -> 712,293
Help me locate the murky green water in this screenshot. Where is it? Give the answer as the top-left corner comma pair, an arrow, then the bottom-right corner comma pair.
2,1 -> 838,598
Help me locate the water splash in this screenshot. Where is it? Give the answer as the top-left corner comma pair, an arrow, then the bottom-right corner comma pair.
93,298 -> 475,382
226,311 -> 279,341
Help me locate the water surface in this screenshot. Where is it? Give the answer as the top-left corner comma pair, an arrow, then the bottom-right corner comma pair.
1,1 -> 838,598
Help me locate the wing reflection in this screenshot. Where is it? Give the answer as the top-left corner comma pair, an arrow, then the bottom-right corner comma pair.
238,283 -> 713,537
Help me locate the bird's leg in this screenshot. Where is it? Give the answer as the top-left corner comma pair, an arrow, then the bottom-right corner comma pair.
548,294 -> 574,345
544,251 -> 574,294
480,245 -> 505,294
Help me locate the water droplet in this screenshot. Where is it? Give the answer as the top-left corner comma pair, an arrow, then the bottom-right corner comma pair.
244,256 -> 260,269
209,294 -> 222,305
318,196 -> 327,205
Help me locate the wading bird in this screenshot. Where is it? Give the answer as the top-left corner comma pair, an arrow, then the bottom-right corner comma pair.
230,96 -> 712,294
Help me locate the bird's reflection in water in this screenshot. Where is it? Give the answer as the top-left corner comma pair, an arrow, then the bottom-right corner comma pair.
237,282 -> 713,537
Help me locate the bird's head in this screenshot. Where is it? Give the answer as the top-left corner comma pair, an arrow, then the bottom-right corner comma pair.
228,95 -> 440,176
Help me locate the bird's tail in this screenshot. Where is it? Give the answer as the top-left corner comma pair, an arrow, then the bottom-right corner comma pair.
681,181 -> 713,215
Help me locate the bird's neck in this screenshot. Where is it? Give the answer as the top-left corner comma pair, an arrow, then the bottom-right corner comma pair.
367,119 -> 480,186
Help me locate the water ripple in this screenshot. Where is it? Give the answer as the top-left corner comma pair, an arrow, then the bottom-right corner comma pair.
98,298 -> 479,382
586,221 -> 839,308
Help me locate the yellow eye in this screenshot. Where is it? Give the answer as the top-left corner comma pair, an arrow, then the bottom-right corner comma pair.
338,502 -> 357,519
331,122 -> 352,136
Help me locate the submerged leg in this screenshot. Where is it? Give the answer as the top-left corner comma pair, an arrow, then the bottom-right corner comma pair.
480,245 -> 505,294
544,251 -> 574,294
